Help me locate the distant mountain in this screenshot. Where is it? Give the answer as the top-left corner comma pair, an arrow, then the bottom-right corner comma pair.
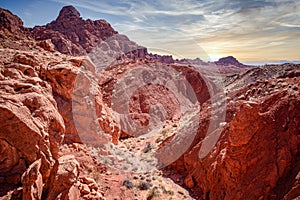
244,60 -> 300,66
215,56 -> 247,67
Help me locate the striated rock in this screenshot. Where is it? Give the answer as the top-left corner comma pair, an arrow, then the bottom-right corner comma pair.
226,63 -> 300,91
96,60 -> 211,142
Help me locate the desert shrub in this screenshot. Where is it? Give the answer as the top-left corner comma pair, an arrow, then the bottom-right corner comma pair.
123,178 -> 134,189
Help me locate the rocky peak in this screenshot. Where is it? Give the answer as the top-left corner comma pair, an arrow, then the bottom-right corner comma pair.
0,8 -> 24,32
56,5 -> 81,21
215,56 -> 244,67
0,8 -> 34,50
31,6 -> 118,55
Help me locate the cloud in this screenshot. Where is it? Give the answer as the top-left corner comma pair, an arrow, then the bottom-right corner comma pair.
51,0 -> 300,62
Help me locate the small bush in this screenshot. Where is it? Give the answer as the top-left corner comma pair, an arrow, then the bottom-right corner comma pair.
138,181 -> 152,190
123,178 -> 134,189
143,142 -> 152,153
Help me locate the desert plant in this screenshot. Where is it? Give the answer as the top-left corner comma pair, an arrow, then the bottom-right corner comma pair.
123,178 -> 134,189
137,181 -> 152,190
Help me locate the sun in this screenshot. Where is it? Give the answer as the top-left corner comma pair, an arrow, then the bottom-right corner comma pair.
208,54 -> 223,62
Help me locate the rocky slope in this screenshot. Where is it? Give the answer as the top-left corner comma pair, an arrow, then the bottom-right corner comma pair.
0,5 -> 300,200
171,70 -> 300,199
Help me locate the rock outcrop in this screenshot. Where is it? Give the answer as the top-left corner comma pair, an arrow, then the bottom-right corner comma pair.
31,6 -> 118,55
215,55 -> 246,67
21,159 -> 43,200
0,8 -> 24,33
171,65 -> 300,199
0,7 -> 106,199
0,50 -> 65,183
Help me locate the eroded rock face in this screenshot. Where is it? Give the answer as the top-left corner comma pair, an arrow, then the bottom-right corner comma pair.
0,8 -> 35,52
31,6 -> 176,63
40,58 -> 82,144
43,155 -> 79,199
95,60 -> 211,142
173,71 -> 300,199
0,54 -> 66,183
0,13 -> 103,198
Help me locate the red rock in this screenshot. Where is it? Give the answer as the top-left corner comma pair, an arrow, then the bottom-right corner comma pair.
95,60 -> 210,142
1,5 -> 300,200
13,53 -> 39,67
0,8 -> 24,33
80,183 -> 90,194
36,39 -> 55,52
0,53 -> 65,183
0,139 -> 20,174
184,174 -> 195,189
43,155 -> 80,200
21,159 -> 43,200
173,73 -> 300,199
31,6 -> 118,56
67,184 -> 81,200
31,6 -> 176,64
80,177 -> 97,185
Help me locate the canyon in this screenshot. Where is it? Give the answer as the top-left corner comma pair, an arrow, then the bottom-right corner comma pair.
0,5 -> 299,200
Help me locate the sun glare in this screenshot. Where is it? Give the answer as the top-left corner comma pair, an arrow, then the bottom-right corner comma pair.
208,54 -> 222,62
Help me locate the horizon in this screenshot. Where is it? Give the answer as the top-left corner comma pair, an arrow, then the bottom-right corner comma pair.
1,0 -> 299,64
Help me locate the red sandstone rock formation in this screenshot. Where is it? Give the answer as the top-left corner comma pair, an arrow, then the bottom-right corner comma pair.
1,5 -> 300,200
31,6 -> 117,55
0,8 -> 106,199
171,66 -> 300,199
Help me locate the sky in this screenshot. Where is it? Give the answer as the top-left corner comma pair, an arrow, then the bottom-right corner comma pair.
1,0 -> 300,64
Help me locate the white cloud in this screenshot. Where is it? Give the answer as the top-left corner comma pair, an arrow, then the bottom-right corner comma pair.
50,0 -> 300,61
